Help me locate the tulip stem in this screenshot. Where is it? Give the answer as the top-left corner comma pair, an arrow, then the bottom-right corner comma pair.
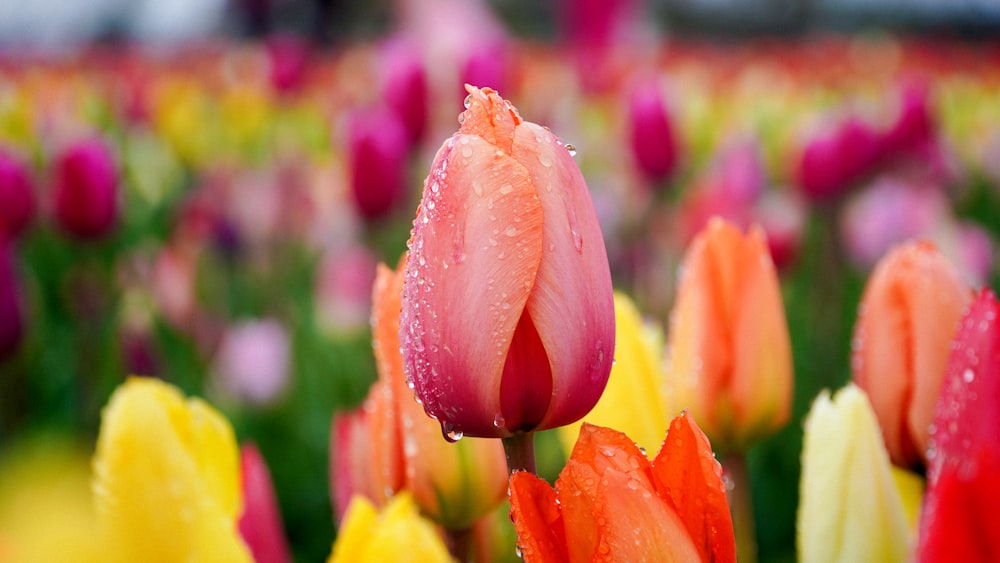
501,432 -> 537,476
445,527 -> 474,563
725,453 -> 758,563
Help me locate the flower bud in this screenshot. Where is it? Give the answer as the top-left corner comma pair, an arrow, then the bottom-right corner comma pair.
381,38 -> 429,146
347,108 -> 409,222
52,138 -> 120,240
664,218 -> 793,452
626,74 -> 678,185
851,240 -> 971,469
400,86 -> 615,438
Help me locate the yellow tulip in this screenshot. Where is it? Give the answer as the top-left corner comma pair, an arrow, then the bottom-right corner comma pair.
558,292 -> 669,456
329,493 -> 453,563
798,383 -> 918,563
92,377 -> 252,563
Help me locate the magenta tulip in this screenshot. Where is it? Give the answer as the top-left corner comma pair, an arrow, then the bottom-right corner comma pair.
626,74 -> 678,184
52,138 -> 119,240
239,444 -> 292,563
0,149 -> 36,239
400,86 -> 615,439
381,38 -> 429,146
797,116 -> 883,202
348,107 -> 409,222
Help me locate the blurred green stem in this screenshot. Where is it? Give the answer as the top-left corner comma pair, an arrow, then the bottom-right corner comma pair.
726,453 -> 757,563
446,527 -> 474,563
501,432 -> 536,476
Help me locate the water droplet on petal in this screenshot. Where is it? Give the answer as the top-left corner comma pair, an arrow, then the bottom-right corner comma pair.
472,180 -> 484,197
464,94 -> 472,109
572,229 -> 583,253
493,414 -> 506,428
457,112 -> 465,124
963,368 -> 975,383
565,144 -> 577,157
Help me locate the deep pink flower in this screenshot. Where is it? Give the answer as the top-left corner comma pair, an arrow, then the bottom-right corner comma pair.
348,107 -> 410,222
797,116 -> 883,202
239,444 -> 292,563
917,290 -> 1000,562
381,38 -> 429,146
52,138 -> 119,240
626,74 -> 678,185
400,86 -> 615,439
266,33 -> 310,94
0,149 -> 36,239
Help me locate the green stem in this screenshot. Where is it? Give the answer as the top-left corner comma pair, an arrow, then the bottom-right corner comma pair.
725,453 -> 757,563
500,432 -> 537,476
445,526 -> 474,563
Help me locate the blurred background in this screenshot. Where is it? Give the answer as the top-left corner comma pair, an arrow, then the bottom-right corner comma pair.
1,1 -> 998,561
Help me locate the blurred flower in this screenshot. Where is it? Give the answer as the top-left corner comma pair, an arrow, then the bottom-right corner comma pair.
212,318 -> 291,407
664,218 -> 793,452
851,240 -> 971,469
92,378 -> 252,562
626,73 -> 679,185
509,416 -> 736,562
266,33 -> 311,94
315,244 -> 378,336
0,241 -> 25,362
798,384 -> 918,563
239,444 -> 291,563
884,79 -> 935,158
348,107 -> 410,222
328,493 -> 451,563
754,189 -> 806,271
796,116 -> 883,202
400,86 -> 615,438
373,262 -> 507,530
917,289 -> 1000,561
459,39 -> 510,103
0,148 -> 35,239
558,292 -> 668,456
51,137 -> 119,240
381,37 -> 429,146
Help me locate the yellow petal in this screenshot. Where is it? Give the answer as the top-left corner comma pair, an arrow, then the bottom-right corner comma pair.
559,292 -> 668,456
891,466 -> 925,536
92,377 -> 251,563
798,384 -> 912,563
330,493 -> 452,563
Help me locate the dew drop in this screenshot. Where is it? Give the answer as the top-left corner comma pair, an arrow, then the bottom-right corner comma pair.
442,421 -> 464,442
565,144 -> 577,157
463,94 -> 472,109
494,414 -> 506,428
499,183 -> 513,195
472,180 -> 484,197
457,112 -> 465,124
461,145 -> 473,158
963,368 -> 975,383
505,225 -> 518,237
538,152 -> 552,167
571,229 -> 583,253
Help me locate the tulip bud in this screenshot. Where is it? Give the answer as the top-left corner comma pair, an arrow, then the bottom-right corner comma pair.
851,240 -> 971,469
52,138 -> 119,240
348,108 -> 410,222
329,493 -> 451,563
885,80 -> 934,157
626,74 -> 678,185
238,444 -> 291,563
0,149 -> 36,239
400,85 -> 615,439
381,38 -> 429,146
0,241 -> 24,362
917,290 -> 1000,561
798,384 -> 916,563
664,218 -> 793,453
796,117 -> 882,202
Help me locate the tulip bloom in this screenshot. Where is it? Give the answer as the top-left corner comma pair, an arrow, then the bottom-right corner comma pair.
348,107 -> 410,222
510,415 -> 736,562
626,74 -> 679,185
0,149 -> 35,239
239,445 -> 291,563
798,384 -> 919,563
52,138 -> 120,240
329,493 -> 451,563
558,292 -> 668,456
92,378 -> 252,562
400,86 -> 615,439
381,37 -> 429,146
664,218 -> 792,453
851,240 -> 971,469
917,290 -> 1000,561
796,117 -> 883,202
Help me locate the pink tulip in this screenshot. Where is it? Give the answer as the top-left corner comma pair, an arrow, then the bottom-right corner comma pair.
917,290 -> 1000,561
52,138 -> 119,240
381,37 -> 429,146
400,86 -> 615,439
0,149 -> 36,239
626,74 -> 679,185
347,107 -> 410,222
459,39 -> 510,102
266,33 -> 310,94
239,444 -> 291,563
885,80 -> 935,158
796,116 -> 883,202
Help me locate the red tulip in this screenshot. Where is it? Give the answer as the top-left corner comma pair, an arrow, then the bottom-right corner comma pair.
238,444 -> 291,563
0,149 -> 36,239
917,290 -> 1000,562
348,107 -> 410,222
52,138 -> 120,240
509,414 -> 736,562
852,240 -> 972,469
626,74 -> 678,185
400,85 -> 615,439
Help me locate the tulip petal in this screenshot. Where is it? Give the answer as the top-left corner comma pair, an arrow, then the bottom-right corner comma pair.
509,471 -> 569,563
239,444 -> 291,563
402,131 -> 544,437
554,460 -> 602,563
511,122 -> 615,431
652,411 -> 736,563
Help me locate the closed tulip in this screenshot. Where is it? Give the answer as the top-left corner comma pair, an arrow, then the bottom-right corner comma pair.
510,415 -> 736,562
664,218 -> 792,453
329,493 -> 451,563
798,384 -> 919,563
917,290 -> 1000,562
851,240 -> 971,469
52,138 -> 120,240
626,74 -> 679,185
400,85 -> 615,439
0,149 -> 35,239
92,378 -> 251,562
348,107 -> 410,222
381,37 -> 429,146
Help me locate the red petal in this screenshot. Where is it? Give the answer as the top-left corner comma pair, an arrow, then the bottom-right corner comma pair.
500,311 -> 554,432
652,411 -> 736,563
509,471 -> 569,563
239,444 -> 291,563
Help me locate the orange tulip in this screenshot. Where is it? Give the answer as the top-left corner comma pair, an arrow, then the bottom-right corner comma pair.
664,218 -> 792,452
852,240 -> 971,469
509,414 -> 736,562
399,85 -> 615,439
